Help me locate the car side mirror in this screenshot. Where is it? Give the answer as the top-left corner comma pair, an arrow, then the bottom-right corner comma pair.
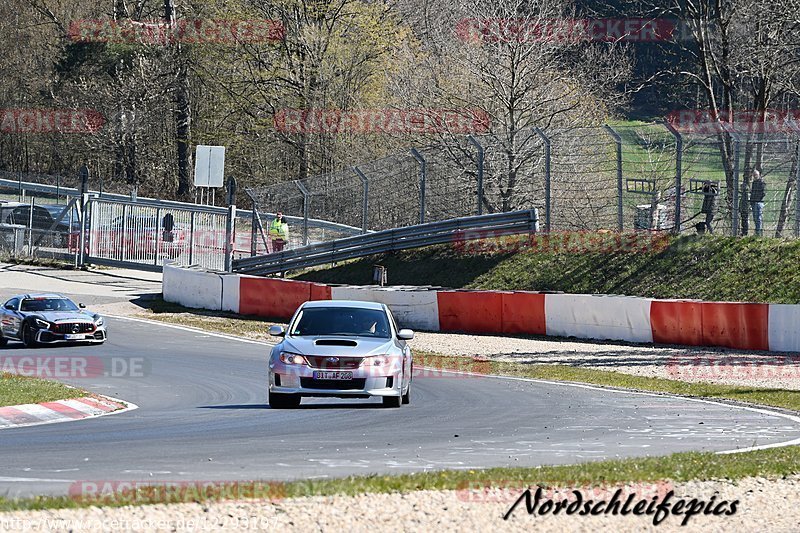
79,303 -> 86,309
397,329 -> 414,340
4,304 -> 14,310
268,325 -> 286,337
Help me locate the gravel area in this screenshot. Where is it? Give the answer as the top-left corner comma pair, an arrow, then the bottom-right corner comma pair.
1,476 -> 797,532
413,331 -> 800,391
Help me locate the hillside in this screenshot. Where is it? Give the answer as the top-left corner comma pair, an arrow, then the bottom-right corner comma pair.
292,232 -> 800,303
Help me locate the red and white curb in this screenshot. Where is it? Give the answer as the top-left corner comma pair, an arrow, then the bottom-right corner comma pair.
0,395 -> 137,430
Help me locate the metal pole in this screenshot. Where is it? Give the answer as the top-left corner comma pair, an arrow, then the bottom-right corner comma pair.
295,180 -> 309,246
603,124 -> 624,231
795,139 -> 800,238
251,206 -> 258,256
410,148 -> 426,224
533,128 -> 551,232
467,136 -> 485,216
78,196 -> 88,267
663,120 -> 683,234
224,204 -> 236,272
732,138 -> 741,236
154,207 -> 161,267
353,166 -> 369,234
188,210 -> 195,265
120,203 -> 128,262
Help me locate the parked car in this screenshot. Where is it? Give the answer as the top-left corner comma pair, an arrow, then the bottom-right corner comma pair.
0,201 -> 70,247
0,293 -> 107,347
267,300 -> 414,408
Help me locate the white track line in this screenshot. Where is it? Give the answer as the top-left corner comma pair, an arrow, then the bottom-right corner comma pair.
108,314 -> 800,455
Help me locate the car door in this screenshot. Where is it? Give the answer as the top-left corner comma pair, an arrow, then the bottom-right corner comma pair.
1,298 -> 21,338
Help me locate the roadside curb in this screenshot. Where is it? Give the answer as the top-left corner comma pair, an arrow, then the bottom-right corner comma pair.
0,394 -> 138,430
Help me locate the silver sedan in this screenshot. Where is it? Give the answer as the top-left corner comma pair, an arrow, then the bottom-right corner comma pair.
267,300 -> 414,408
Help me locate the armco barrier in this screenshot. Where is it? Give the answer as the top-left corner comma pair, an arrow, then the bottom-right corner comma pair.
161,266 -> 794,353
545,294 -> 653,343
163,264 -> 222,311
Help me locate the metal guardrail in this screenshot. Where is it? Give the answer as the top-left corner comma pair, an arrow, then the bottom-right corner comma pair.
233,209 -> 538,275
0,176 -> 364,236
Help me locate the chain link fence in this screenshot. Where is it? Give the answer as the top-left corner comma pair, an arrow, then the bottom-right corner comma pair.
246,122 -> 800,242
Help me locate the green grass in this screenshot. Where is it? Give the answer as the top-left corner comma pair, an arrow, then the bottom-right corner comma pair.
292,233 -> 800,303
0,373 -> 88,407
2,447 -> 799,511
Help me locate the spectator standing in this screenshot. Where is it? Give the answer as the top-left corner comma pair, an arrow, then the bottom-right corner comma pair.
750,170 -> 766,236
700,180 -> 719,234
269,212 -> 290,252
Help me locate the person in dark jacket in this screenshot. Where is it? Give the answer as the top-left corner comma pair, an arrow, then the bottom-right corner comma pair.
750,170 -> 766,236
700,180 -> 719,234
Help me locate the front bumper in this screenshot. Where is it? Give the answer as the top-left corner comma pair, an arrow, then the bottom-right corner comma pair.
269,361 -> 402,398
35,326 -> 107,344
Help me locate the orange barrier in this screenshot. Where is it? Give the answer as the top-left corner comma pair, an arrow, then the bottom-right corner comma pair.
239,277 -> 313,319
701,302 -> 769,351
501,292 -> 546,335
651,300 -> 769,350
650,301 -> 703,346
437,291 -> 504,333
309,283 -> 332,301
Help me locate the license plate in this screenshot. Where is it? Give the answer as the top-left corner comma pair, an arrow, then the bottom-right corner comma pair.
64,334 -> 83,340
313,371 -> 352,380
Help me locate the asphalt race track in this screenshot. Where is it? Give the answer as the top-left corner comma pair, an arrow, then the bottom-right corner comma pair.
3,316 -> 800,499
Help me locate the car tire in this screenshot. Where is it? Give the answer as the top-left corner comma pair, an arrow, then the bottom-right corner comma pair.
0,333 -> 7,347
402,385 -> 410,405
21,323 -> 38,348
382,395 -> 402,408
269,391 -> 301,409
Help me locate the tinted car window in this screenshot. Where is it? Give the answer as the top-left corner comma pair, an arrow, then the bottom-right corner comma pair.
4,298 -> 19,310
9,207 -> 55,229
20,298 -> 79,312
291,307 -> 391,338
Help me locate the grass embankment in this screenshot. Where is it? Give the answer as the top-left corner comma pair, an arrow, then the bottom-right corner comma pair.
0,373 -> 87,407
292,234 -> 800,303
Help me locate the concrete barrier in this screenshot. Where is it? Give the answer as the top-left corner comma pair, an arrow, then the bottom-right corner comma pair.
162,263 -> 222,311
545,294 -> 653,343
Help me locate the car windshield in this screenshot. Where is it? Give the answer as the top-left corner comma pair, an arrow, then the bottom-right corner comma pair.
290,307 -> 391,338
20,298 -> 79,312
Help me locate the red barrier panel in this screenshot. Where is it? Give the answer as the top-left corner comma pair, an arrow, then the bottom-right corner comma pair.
701,302 -> 769,351
239,277 -> 312,319
650,301 -> 703,346
309,283 -> 332,301
437,291 -> 504,333
501,292 -> 546,335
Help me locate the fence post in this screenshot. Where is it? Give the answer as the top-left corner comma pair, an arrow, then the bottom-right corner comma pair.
663,120 -> 683,234
603,124 -> 624,231
224,204 -> 236,272
795,139 -> 800,238
154,207 -> 161,267
251,206 -> 258,256
295,180 -> 309,246
533,128 -> 551,232
732,135 -> 741,237
467,136 -> 484,216
353,166 -> 369,233
188,210 -> 195,265
410,148 -> 426,224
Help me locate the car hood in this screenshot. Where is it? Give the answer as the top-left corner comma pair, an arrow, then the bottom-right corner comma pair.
280,336 -> 396,356
22,311 -> 96,322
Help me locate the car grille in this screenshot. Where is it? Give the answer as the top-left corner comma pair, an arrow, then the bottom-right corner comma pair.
305,356 -> 363,370
52,322 -> 95,334
300,378 -> 366,390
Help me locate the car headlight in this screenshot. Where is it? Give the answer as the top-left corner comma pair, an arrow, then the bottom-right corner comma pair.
362,355 -> 393,367
279,352 -> 308,365
34,318 -> 50,329
94,315 -> 104,326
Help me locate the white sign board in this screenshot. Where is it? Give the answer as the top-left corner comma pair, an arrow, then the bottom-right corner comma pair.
194,145 -> 225,187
